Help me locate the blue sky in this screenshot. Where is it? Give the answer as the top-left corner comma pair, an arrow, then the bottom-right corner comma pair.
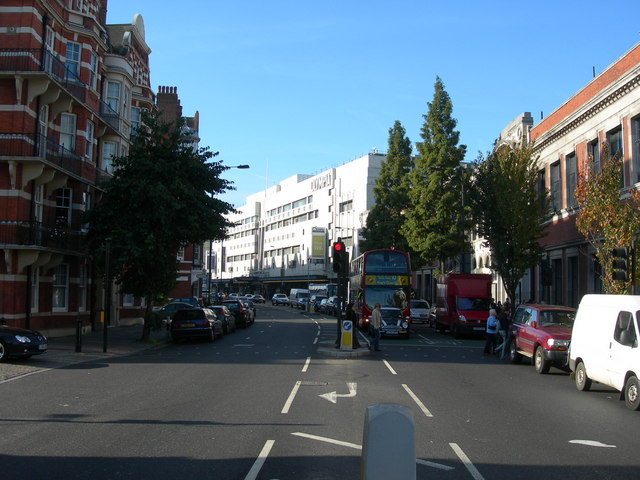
107,0 -> 640,206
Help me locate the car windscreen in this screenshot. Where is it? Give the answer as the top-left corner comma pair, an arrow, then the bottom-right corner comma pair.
456,297 -> 492,311
222,302 -> 239,311
411,301 -> 429,309
539,310 -> 575,327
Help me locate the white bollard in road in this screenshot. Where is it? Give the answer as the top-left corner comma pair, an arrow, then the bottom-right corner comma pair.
360,403 -> 416,480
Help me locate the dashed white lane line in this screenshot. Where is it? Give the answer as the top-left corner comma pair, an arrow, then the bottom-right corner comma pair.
382,359 -> 397,375
244,439 -> 275,480
450,443 -> 485,480
281,380 -> 301,414
302,356 -> 311,373
402,384 -> 433,417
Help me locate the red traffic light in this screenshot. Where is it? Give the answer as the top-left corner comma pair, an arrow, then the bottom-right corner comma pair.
333,242 -> 344,251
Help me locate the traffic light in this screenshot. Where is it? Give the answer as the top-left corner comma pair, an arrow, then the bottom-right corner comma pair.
332,240 -> 348,275
612,247 -> 629,282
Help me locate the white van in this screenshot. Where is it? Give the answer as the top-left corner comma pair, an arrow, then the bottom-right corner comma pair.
288,288 -> 310,309
569,294 -> 640,410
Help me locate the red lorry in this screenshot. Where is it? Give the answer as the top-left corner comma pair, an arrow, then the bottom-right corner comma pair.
434,273 -> 493,338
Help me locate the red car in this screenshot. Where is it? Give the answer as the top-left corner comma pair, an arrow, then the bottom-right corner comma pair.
509,303 -> 576,374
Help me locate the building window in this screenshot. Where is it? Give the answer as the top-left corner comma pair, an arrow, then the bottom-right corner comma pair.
81,192 -> 91,232
123,87 -> 130,120
565,152 -> 577,209
122,294 -> 134,307
177,246 -> 185,261
130,107 -> 141,135
88,52 -> 98,90
632,115 -> 640,184
588,139 -> 600,173
537,169 -> 546,209
193,244 -> 201,266
339,200 -> 353,213
31,267 -> 39,312
64,42 -> 81,81
106,81 -> 121,114
608,126 -> 623,159
56,188 -> 72,226
70,0 -> 84,12
85,121 -> 94,160
102,141 -> 117,173
550,162 -> 561,212
34,184 -> 43,222
78,262 -> 87,311
52,264 -> 69,311
60,113 -> 76,152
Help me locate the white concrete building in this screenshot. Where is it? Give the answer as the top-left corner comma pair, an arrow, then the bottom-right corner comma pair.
208,153 -> 387,296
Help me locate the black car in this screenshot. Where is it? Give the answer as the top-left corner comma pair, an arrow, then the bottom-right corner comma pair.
170,308 -> 223,342
0,325 -> 48,362
210,305 -> 237,335
221,300 -> 254,328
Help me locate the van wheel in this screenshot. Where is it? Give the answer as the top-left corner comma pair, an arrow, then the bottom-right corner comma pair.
509,341 -> 522,364
575,361 -> 591,391
624,376 -> 640,410
534,346 -> 550,374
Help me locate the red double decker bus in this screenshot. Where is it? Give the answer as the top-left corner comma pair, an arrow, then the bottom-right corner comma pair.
349,249 -> 411,330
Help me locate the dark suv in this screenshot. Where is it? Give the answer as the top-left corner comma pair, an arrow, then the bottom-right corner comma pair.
170,308 -> 223,342
509,303 -> 576,373
221,300 -> 254,328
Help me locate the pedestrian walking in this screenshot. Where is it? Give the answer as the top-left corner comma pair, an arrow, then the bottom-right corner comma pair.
370,303 -> 382,351
499,305 -> 512,359
484,308 -> 499,355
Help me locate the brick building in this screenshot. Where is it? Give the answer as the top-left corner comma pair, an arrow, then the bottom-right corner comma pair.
0,1 -> 154,335
528,42 -> 640,306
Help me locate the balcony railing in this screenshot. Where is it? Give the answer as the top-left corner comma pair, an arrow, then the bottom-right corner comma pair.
0,133 -> 83,177
0,220 -> 86,253
99,99 -> 120,130
0,48 -> 86,102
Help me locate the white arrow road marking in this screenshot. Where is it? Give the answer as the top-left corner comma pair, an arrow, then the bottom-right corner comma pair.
319,382 -> 357,403
569,440 -> 617,448
291,432 -> 454,471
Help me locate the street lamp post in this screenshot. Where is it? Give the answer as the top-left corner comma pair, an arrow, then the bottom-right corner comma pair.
207,164 -> 250,303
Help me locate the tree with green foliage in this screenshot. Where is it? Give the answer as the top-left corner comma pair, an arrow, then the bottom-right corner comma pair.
85,112 -> 235,340
361,121 -> 419,266
402,77 -> 467,268
469,142 -> 550,305
574,146 -> 640,294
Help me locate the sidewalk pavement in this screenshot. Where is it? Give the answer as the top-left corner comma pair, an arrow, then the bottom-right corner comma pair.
0,325 -> 170,383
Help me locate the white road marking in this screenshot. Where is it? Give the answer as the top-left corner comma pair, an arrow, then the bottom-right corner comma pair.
292,432 -> 361,450
402,384 -> 433,417
383,359 -> 397,375
418,334 -> 436,344
319,382 -> 357,403
244,439 -> 275,480
281,380 -> 301,414
291,432 -> 454,471
450,443 -> 485,480
569,440 -> 617,448
302,356 -> 311,372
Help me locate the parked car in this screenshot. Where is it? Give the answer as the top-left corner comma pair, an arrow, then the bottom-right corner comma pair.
222,300 -> 254,327
371,307 -> 410,339
252,295 -> 266,304
271,293 -> 288,306
325,296 -> 339,316
209,305 -> 236,335
170,308 -> 223,342
0,325 -> 48,362
509,303 -> 576,373
296,297 -> 310,310
410,299 -> 431,324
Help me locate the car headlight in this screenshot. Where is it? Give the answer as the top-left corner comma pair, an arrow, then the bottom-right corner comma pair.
402,322 -> 409,329
458,315 -> 467,322
548,339 -> 570,348
15,335 -> 31,343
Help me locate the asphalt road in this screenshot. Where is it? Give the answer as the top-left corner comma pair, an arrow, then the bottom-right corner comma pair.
1,305 -> 638,479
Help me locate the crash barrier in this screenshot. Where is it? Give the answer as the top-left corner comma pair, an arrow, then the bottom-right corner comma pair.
360,403 -> 416,480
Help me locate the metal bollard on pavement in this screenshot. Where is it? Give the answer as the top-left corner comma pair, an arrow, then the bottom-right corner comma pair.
360,403 -> 416,480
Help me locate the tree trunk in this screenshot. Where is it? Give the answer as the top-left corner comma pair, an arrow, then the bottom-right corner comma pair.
140,296 -> 154,341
